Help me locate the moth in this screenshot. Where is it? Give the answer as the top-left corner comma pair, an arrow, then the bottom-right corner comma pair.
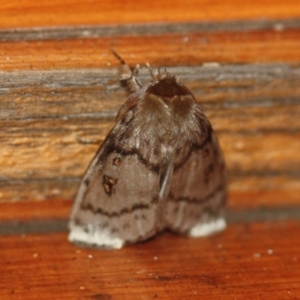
69,51 -> 226,249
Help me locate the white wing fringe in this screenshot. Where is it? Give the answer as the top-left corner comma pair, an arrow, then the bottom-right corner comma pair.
188,217 -> 226,237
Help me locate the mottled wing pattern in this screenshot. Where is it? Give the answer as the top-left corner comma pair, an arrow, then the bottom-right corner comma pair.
164,131 -> 226,237
69,51 -> 227,248
68,113 -> 160,249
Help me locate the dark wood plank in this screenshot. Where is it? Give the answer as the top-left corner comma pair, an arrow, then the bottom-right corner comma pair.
0,200 -> 70,222
1,221 -> 299,299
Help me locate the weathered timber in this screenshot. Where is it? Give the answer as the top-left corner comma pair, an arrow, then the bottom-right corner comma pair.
1,64 -> 300,206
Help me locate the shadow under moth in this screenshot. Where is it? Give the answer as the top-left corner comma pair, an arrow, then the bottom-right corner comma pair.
69,51 -> 226,249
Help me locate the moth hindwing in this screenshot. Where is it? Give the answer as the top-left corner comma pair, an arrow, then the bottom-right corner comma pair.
68,53 -> 226,249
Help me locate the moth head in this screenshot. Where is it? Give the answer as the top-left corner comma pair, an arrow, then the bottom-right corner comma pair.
147,73 -> 194,104
116,67 -> 196,121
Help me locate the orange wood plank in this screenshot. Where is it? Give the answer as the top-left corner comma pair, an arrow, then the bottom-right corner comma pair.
0,221 -> 299,299
0,200 -> 70,222
1,29 -> 300,71
1,0 -> 300,29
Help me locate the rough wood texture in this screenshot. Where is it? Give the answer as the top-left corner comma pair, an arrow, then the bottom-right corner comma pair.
1,221 -> 300,299
1,61 -> 300,207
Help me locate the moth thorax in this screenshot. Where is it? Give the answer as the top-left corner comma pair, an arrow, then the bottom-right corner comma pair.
148,77 -> 192,98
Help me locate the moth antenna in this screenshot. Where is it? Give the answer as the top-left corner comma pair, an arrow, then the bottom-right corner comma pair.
110,48 -> 126,65
146,62 -> 158,81
133,64 -> 140,76
111,49 -> 141,94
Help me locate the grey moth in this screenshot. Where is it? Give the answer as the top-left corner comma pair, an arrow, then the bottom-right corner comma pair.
68,52 -> 226,249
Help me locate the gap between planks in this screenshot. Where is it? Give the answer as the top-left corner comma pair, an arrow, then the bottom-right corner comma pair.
1,19 -> 300,42
1,206 -> 300,235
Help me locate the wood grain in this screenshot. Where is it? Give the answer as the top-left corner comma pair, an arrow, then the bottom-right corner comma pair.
0,200 -> 70,222
1,0 -> 300,29
1,63 -> 299,207
1,29 -> 300,71
0,221 -> 299,299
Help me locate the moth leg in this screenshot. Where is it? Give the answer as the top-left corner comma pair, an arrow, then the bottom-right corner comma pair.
111,49 -> 141,94
145,62 -> 158,81
132,63 -> 140,76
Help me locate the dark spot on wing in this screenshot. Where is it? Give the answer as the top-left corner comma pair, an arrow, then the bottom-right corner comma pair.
102,175 -> 118,195
107,145 -> 160,174
113,157 -> 121,166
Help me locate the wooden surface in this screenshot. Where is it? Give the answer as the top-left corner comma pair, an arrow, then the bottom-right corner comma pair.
1,221 -> 300,299
1,29 -> 300,71
1,0 -> 300,29
0,0 -> 300,298
1,60 -> 300,207
1,4 -> 300,208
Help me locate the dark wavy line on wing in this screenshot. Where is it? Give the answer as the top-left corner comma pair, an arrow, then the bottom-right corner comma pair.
80,199 -> 157,217
100,126 -> 213,174
168,183 -> 226,205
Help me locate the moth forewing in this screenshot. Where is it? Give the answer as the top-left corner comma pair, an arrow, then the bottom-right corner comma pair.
68,54 -> 226,249
68,120 -> 161,249
164,131 -> 226,236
